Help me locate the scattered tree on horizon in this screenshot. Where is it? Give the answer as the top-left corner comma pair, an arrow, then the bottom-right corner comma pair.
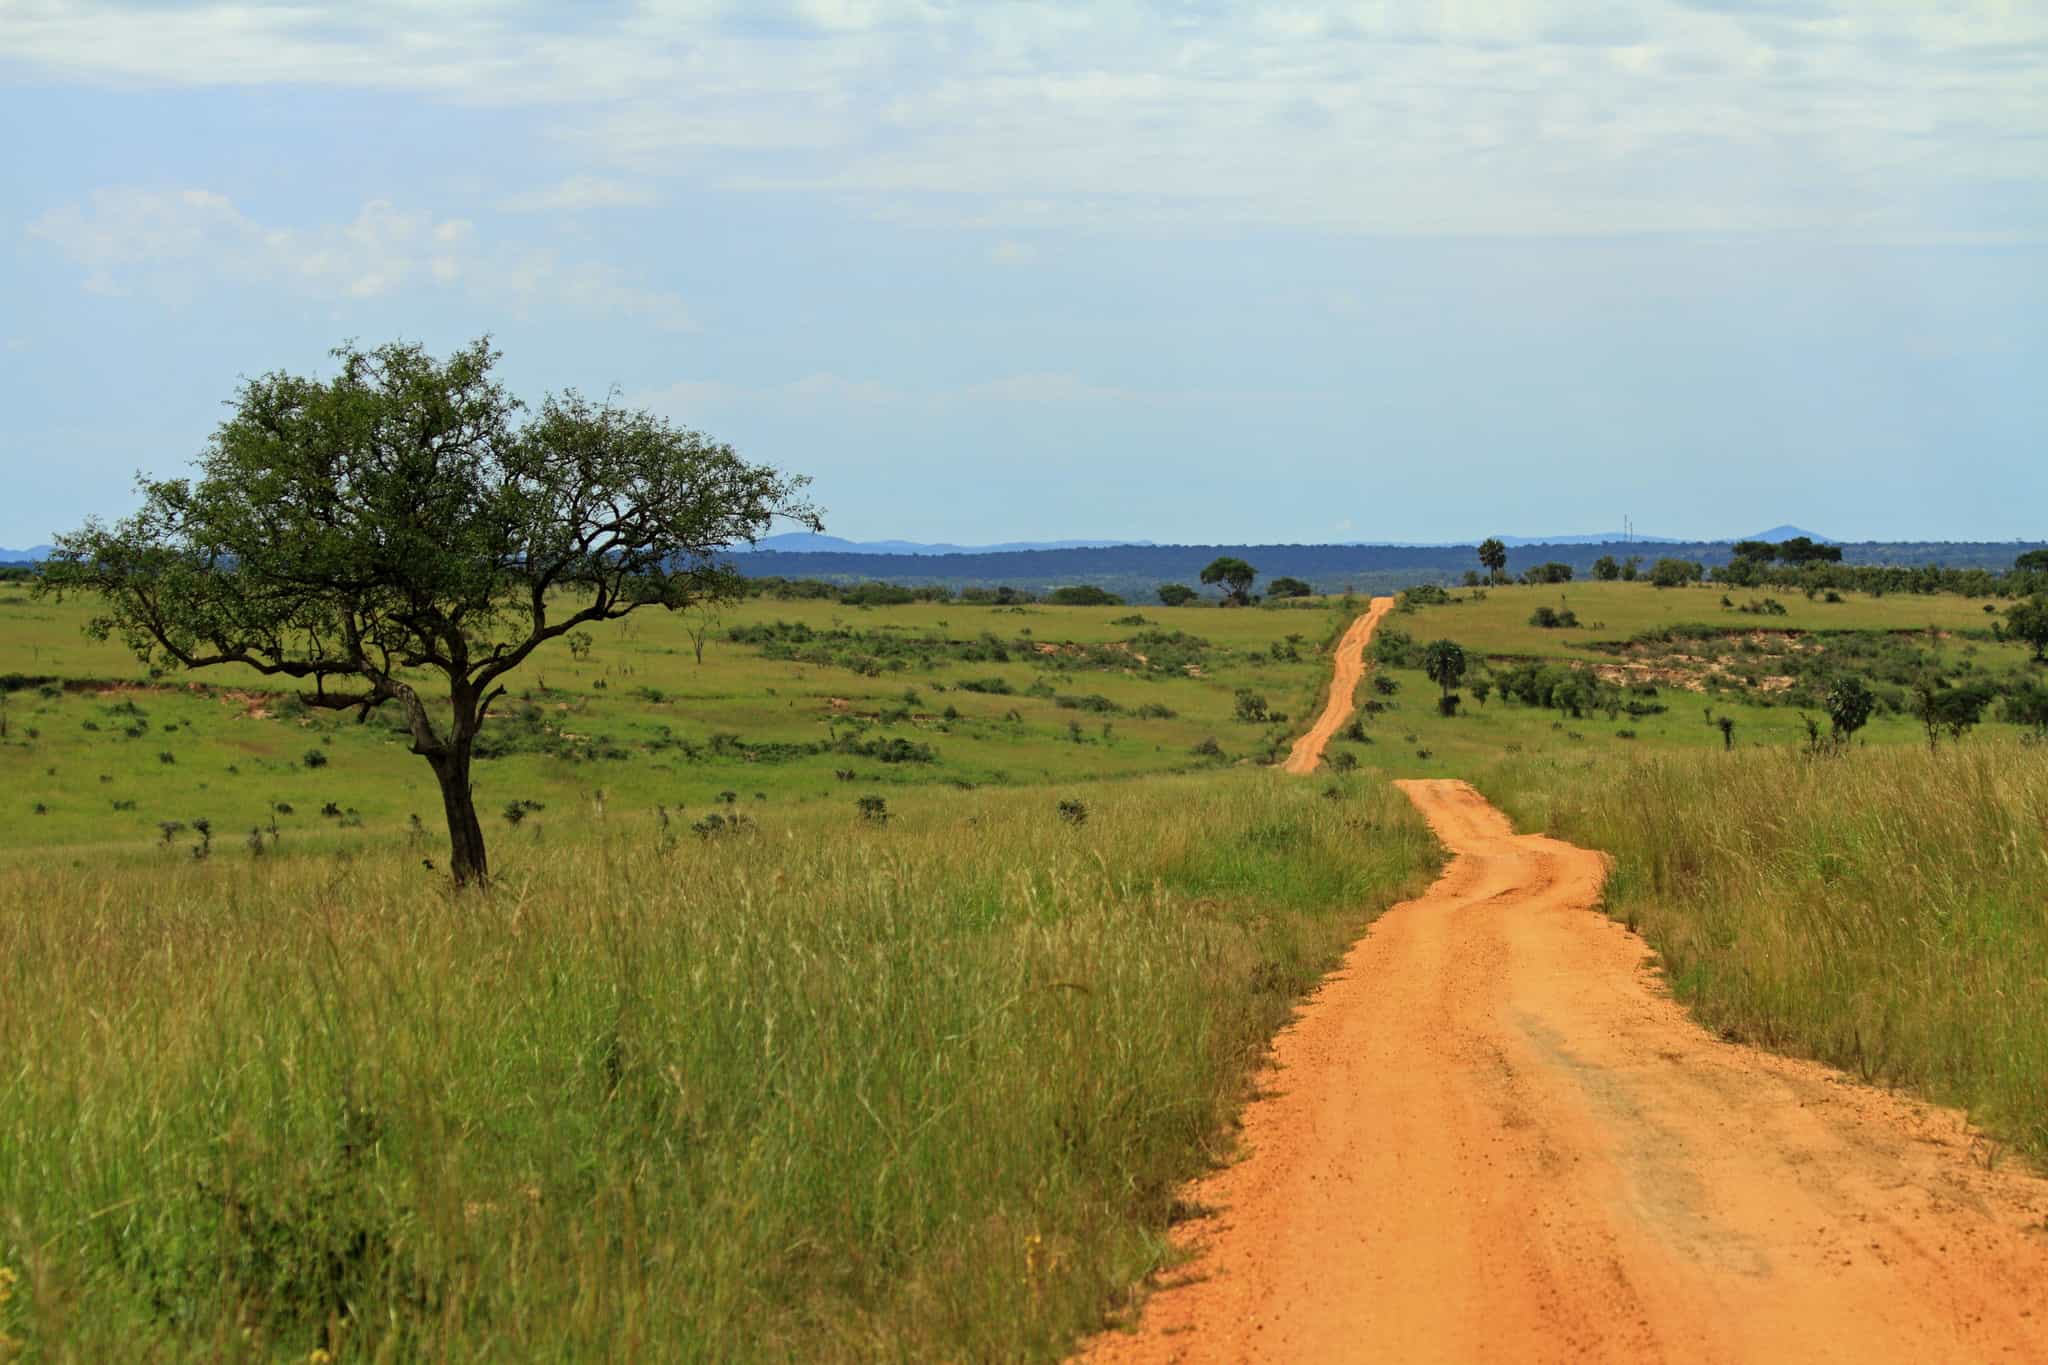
1732,540 -> 1779,563
38,338 -> 818,886
1592,555 -> 1621,581
1265,575 -> 1313,599
1477,537 -> 1508,585
1651,557 -> 1705,588
1522,561 -> 1573,585
1776,536 -> 1843,566
1046,584 -> 1122,606
1156,582 -> 1199,607
2015,549 -> 2048,574
1200,555 -> 1257,606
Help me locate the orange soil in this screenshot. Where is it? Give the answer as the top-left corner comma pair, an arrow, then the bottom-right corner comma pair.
1281,596 -> 1395,775
1081,780 -> 2048,1362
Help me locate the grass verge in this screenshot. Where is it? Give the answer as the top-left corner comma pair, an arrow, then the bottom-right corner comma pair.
0,771 -> 1436,1361
1479,739 -> 2048,1164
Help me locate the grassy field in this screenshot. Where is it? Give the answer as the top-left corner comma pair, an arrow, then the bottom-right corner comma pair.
7,568 -> 2047,1357
0,771 -> 1436,1360
0,580 -> 1351,857
1310,581 -> 2041,780
1478,739 -> 2048,1165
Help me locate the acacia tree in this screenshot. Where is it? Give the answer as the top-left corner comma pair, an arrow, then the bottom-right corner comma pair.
39,339 -> 818,886
1477,538 -> 1507,585
1200,556 -> 1257,606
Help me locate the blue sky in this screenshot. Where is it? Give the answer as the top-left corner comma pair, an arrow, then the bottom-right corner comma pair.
3,0 -> 2043,548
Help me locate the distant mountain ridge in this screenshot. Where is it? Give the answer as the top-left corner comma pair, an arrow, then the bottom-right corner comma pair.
746,528 -> 1834,555
751,533 -> 1157,555
0,545 -> 53,564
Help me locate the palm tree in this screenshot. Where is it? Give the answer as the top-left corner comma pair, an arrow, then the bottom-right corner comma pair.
1422,639 -> 1467,700
1477,537 -> 1508,585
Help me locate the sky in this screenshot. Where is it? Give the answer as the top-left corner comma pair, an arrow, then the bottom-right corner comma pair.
2,0 -> 2044,549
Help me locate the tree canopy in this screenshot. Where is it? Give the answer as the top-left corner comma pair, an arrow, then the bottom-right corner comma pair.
40,338 -> 818,884
1199,556 -> 1257,605
2004,596 -> 2048,662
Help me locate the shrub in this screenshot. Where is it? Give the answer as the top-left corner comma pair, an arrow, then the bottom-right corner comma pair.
303,749 -> 329,769
1056,798 -> 1089,826
1046,585 -> 1122,606
856,794 -> 889,824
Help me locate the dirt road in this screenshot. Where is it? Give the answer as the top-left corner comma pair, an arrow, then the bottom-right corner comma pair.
1082,780 -> 2048,1362
1281,596 -> 1395,775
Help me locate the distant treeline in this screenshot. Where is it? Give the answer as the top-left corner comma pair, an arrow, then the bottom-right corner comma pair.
729,540 -> 2048,599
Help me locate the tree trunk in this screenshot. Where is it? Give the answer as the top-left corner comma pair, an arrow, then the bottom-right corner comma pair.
429,745 -> 489,887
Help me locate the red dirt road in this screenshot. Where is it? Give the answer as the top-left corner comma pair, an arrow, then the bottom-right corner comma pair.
1081,780 -> 2048,1363
1282,596 -> 1395,775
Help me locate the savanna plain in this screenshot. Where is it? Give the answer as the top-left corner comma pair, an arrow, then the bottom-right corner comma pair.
4,568 -> 2048,1359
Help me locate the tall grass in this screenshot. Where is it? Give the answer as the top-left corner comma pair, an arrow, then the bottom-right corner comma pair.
1482,740 -> 2048,1162
0,772 -> 1435,1360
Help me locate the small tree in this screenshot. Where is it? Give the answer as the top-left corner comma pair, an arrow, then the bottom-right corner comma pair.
1265,576 -> 1313,599
41,339 -> 818,886
1591,555 -> 1620,581
1650,558 -> 1704,588
1911,677 -> 1993,750
2014,549 -> 2048,574
1476,537 -> 1508,585
1716,715 -> 1736,750
1200,556 -> 1257,606
684,601 -> 723,666
1421,639 -> 1467,702
2003,681 -> 2048,738
1731,540 -> 1778,564
1620,555 -> 1642,582
1156,583 -> 1198,607
2003,595 -> 2048,662
1824,675 -> 1875,743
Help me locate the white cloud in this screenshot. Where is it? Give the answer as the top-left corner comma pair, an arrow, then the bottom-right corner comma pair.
957,373 -> 1131,404
26,188 -> 692,327
987,239 -> 1037,266
497,176 -> 658,213
12,3 -> 2037,241
640,369 -> 1179,414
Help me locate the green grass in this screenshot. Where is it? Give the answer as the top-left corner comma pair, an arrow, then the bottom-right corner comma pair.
1477,739 -> 2048,1165
1394,579 -> 2013,661
0,581 -> 1352,856
0,771 -> 1438,1361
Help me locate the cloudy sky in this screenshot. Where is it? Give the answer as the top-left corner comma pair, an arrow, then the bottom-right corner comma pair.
3,0 -> 2043,548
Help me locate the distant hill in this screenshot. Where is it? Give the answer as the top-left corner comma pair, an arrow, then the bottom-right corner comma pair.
0,545 -> 51,564
750,533 -> 1156,555
728,538 -> 2048,598
1744,525 -> 1834,544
